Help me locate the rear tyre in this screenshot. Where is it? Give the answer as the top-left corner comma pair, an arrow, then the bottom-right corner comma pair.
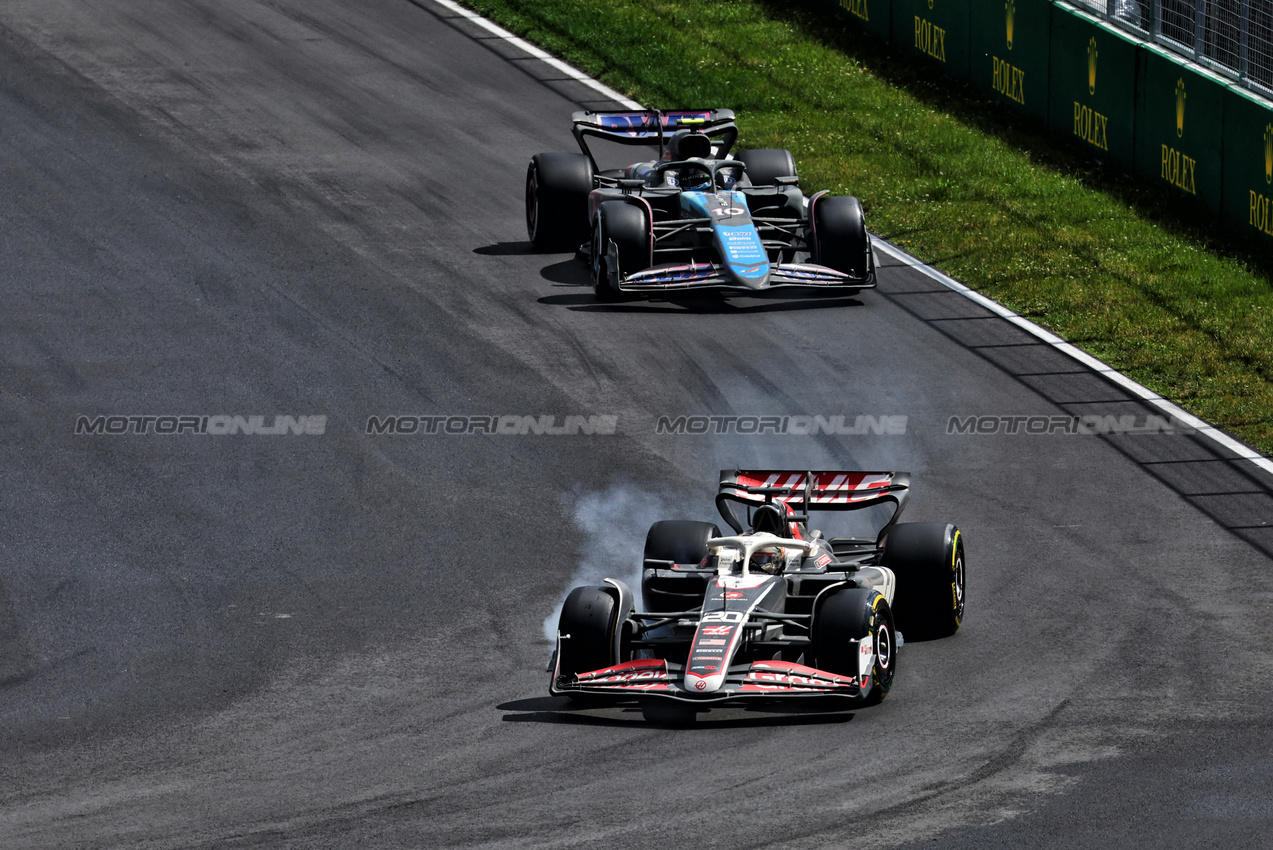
591,200 -> 650,301
811,195 -> 869,279
812,587 -> 896,706
526,153 -> 593,251
556,585 -> 624,678
641,520 -> 720,613
735,148 -> 798,186
883,522 -> 965,641
644,520 -> 720,566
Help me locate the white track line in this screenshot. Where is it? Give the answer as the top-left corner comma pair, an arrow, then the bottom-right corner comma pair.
874,239 -> 1273,475
431,0 -> 1273,479
428,0 -> 643,109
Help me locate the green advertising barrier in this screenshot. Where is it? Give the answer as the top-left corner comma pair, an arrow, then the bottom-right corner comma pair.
969,0 -> 1051,122
811,0 -> 1273,239
891,0 -> 971,80
827,0 -> 891,40
1222,84 -> 1273,242
1133,47 -> 1226,209
1048,4 -> 1139,169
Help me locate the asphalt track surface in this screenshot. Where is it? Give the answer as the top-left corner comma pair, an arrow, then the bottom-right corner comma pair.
2,1 -> 1273,847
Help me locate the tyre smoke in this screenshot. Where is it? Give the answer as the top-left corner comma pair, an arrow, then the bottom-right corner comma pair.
542,482 -> 684,641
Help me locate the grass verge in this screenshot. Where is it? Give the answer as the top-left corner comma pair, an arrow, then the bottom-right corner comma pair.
457,0 -> 1273,454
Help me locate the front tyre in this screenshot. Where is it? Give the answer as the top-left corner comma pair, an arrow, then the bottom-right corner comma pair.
526,153 -> 593,251
591,201 -> 650,301
811,195 -> 869,279
883,522 -> 965,640
812,587 -> 896,706
556,585 -> 625,678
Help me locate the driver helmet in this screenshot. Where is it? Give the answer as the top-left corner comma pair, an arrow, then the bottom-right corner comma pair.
678,165 -> 712,191
665,129 -> 713,190
750,545 -> 785,574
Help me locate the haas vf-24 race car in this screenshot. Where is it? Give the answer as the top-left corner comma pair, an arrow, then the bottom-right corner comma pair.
525,109 -> 877,300
549,470 -> 965,721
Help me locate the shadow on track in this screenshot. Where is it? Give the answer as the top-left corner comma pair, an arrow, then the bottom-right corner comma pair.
538,293 -> 868,315
498,696 -> 859,728
473,241 -> 536,256
474,242 -> 872,314
874,253 -> 1273,560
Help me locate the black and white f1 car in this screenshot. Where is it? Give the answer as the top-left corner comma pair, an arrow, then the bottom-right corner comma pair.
525,109 -> 878,300
549,470 -> 965,721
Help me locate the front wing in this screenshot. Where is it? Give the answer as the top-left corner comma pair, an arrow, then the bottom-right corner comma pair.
550,656 -> 868,705
615,261 -> 876,293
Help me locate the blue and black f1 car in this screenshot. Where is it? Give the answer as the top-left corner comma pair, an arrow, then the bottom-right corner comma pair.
548,470 -> 965,722
525,109 -> 878,300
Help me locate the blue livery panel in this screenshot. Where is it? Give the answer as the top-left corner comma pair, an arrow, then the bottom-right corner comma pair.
715,225 -> 769,278
680,191 -> 771,285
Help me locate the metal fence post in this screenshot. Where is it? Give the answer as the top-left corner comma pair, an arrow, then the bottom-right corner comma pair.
1195,0 -> 1207,61
1239,0 -> 1251,83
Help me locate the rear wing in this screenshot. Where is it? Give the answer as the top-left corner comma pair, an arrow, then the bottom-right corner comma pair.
716,469 -> 910,536
571,109 -> 738,170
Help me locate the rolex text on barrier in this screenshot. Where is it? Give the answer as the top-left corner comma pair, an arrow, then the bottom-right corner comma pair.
1133,46 -> 1225,209
970,0 -> 1050,121
1049,4 -> 1137,169
892,0 -> 971,80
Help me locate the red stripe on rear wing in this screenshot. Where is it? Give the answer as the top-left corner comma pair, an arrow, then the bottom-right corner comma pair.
716,469 -> 911,534
721,469 -> 909,504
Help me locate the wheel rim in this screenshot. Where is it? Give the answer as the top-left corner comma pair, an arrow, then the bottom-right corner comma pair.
875,622 -> 892,670
954,553 -> 965,614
